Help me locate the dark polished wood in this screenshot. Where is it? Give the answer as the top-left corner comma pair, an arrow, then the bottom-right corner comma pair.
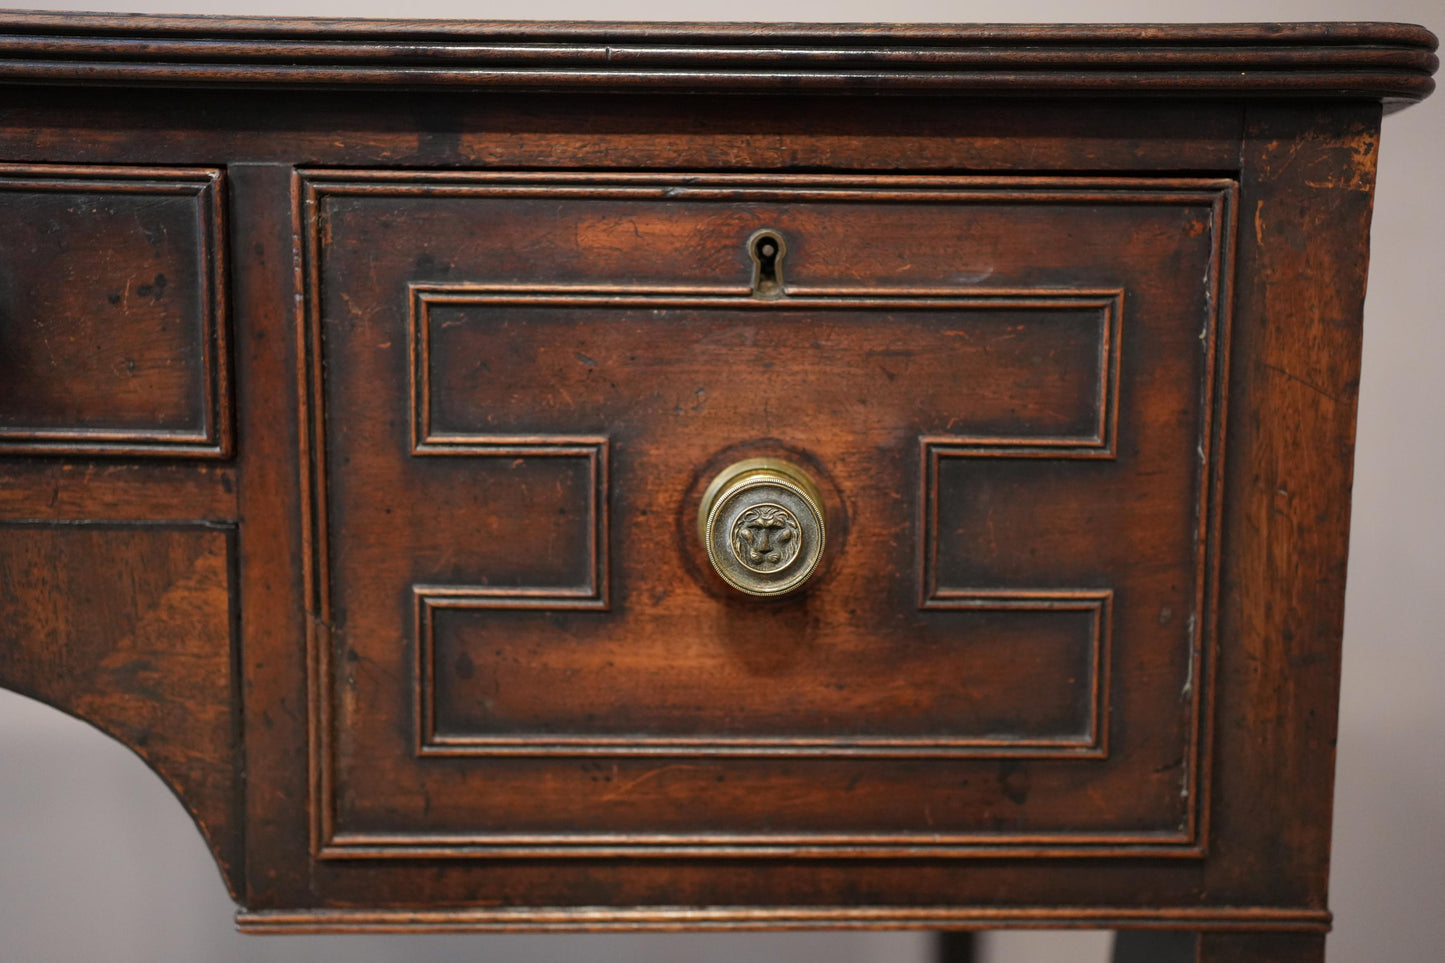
0,15 -> 1433,105
0,16 -> 1433,958
1197,932 -> 1326,962
0,164 -> 229,456
935,931 -> 978,963
1112,931 -> 1327,963
1112,930 -> 1196,963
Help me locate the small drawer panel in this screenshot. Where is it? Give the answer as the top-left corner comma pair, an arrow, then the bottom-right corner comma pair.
0,165 -> 227,457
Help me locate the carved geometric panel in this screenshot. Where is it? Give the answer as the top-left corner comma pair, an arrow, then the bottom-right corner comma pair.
0,165 -> 229,456
411,285 -> 1122,448
407,285 -> 611,754
409,286 -> 1115,760
410,437 -> 610,756
416,586 -> 1108,759
405,437 -> 608,602
301,170 -> 1234,860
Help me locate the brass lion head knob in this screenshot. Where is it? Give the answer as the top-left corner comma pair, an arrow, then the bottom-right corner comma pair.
698,458 -> 827,597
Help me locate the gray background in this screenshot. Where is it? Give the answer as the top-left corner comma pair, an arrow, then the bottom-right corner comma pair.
1,0 -> 1440,960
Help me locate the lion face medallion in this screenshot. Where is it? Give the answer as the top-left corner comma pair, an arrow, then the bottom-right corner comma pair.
730,503 -> 803,573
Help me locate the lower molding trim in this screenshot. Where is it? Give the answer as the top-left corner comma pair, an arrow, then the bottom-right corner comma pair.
237,905 -> 1331,934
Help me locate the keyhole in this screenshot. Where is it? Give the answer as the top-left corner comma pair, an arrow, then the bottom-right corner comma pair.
748,229 -> 787,299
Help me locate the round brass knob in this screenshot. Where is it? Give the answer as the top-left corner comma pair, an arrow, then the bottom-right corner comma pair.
698,458 -> 827,597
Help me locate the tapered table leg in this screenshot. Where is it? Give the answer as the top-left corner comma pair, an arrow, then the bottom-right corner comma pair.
935,930 -> 978,963
1112,931 -> 1326,962
1112,931 -> 1196,962
1197,933 -> 1325,962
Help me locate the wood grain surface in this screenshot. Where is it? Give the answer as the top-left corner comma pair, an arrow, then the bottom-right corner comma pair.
0,17 -> 1432,955
0,15 -> 1432,103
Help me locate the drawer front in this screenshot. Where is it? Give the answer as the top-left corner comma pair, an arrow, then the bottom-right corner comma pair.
301,172 -> 1235,857
0,165 -> 228,457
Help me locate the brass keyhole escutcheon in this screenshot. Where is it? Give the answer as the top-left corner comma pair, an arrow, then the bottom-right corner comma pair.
748,229 -> 786,299
698,457 -> 826,597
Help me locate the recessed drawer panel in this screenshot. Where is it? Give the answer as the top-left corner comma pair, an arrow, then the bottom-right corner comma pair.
301,172 -> 1235,857
0,165 -> 227,457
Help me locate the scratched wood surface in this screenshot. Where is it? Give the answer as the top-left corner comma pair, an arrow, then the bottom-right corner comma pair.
0,17 -> 1434,959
